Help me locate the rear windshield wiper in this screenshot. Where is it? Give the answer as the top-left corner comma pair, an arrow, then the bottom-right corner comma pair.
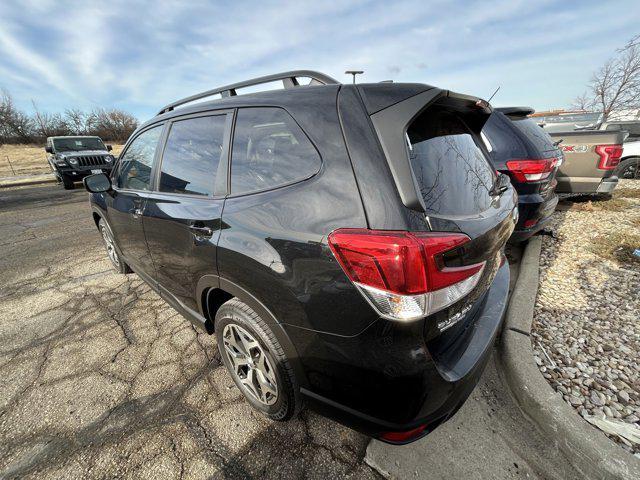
490,173 -> 509,196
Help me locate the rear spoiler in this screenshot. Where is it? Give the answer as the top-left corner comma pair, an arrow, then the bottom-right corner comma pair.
496,106 -> 535,118
367,87 -> 492,213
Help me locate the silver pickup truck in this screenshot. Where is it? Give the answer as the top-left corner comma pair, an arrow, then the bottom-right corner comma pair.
548,130 -> 626,194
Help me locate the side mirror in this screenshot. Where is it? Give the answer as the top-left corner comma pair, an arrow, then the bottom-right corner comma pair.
83,173 -> 112,193
45,145 -> 53,154
106,145 -> 113,151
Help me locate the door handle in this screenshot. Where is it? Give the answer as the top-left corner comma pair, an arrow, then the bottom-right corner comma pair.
189,225 -> 213,237
131,207 -> 143,218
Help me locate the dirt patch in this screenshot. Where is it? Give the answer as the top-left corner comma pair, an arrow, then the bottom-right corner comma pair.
564,196 -> 630,212
614,187 -> 640,200
590,231 -> 640,265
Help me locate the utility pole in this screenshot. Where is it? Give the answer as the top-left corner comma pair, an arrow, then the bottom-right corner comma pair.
345,70 -> 364,84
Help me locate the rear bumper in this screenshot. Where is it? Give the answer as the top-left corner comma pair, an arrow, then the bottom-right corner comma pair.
596,176 -> 619,193
298,261 -> 510,443
510,193 -> 558,242
556,175 -> 618,194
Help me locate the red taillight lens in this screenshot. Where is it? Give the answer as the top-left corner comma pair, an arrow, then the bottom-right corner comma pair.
505,158 -> 558,182
380,424 -> 428,443
595,144 -> 623,170
523,218 -> 538,228
328,229 -> 486,321
327,230 -> 427,295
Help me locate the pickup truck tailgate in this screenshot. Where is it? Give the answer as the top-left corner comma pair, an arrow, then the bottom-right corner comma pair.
549,130 -> 626,194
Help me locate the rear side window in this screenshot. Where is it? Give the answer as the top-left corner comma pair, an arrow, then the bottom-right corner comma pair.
159,115 -> 227,196
231,108 -> 321,195
509,117 -> 555,152
407,110 -> 496,215
117,125 -> 162,190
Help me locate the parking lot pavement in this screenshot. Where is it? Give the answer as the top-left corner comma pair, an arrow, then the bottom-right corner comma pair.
0,185 -> 576,480
0,185 -> 378,479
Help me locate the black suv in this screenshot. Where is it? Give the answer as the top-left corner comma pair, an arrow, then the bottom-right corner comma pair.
84,71 -> 517,444
46,135 -> 115,189
482,107 -> 561,242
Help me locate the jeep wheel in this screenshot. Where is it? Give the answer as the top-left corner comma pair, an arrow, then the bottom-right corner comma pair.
99,218 -> 132,274
62,174 -> 75,190
215,298 -> 299,421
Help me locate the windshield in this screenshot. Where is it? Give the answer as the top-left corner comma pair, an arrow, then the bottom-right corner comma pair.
53,137 -> 106,152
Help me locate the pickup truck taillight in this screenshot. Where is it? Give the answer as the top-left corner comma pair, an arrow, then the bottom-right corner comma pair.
505,158 -> 558,182
595,144 -> 623,170
328,229 -> 485,321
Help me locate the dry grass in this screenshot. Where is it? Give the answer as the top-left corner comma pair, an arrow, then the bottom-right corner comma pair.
568,196 -> 631,212
614,187 -> 640,199
0,143 -> 125,177
590,231 -> 640,265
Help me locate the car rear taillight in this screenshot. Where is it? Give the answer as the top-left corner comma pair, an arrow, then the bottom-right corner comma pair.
595,144 -> 623,170
505,158 -> 558,182
380,424 -> 429,443
327,229 -> 486,321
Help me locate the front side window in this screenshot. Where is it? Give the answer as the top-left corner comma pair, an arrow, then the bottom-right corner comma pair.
231,108 -> 321,195
159,115 -> 227,196
116,126 -> 162,190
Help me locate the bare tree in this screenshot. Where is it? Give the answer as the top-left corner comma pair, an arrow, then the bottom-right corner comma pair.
0,89 -> 33,144
574,36 -> 640,121
571,92 -> 594,111
31,100 -> 69,138
64,108 -> 87,135
87,108 -> 137,141
0,87 -> 138,144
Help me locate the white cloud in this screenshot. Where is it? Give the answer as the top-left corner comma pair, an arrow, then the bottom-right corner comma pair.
0,0 -> 638,119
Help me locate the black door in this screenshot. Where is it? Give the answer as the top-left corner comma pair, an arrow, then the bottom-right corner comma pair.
107,124 -> 164,277
143,112 -> 232,311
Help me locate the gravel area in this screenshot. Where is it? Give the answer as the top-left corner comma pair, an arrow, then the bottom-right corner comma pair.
532,180 -> 640,456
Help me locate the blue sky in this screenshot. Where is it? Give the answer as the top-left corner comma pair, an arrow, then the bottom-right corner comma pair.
1,0 -> 639,122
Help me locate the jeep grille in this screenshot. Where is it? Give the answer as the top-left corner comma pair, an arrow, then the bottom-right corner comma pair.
77,155 -> 106,167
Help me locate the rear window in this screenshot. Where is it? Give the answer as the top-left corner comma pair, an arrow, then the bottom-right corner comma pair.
407,110 -> 496,216
509,117 -> 555,152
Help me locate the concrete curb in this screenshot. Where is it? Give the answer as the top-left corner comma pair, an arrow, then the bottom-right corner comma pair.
500,235 -> 640,480
0,173 -> 56,188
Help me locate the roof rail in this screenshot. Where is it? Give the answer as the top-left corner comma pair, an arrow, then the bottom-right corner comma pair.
157,70 -> 340,115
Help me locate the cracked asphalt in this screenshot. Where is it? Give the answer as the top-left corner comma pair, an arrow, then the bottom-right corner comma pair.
0,185 -> 378,479
0,184 -> 581,480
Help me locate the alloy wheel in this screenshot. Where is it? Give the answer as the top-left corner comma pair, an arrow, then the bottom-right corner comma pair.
222,323 -> 278,405
101,224 -> 120,267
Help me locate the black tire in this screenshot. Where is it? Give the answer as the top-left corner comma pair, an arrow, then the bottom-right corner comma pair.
98,218 -> 132,274
614,157 -> 640,180
62,174 -> 75,190
215,298 -> 300,421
